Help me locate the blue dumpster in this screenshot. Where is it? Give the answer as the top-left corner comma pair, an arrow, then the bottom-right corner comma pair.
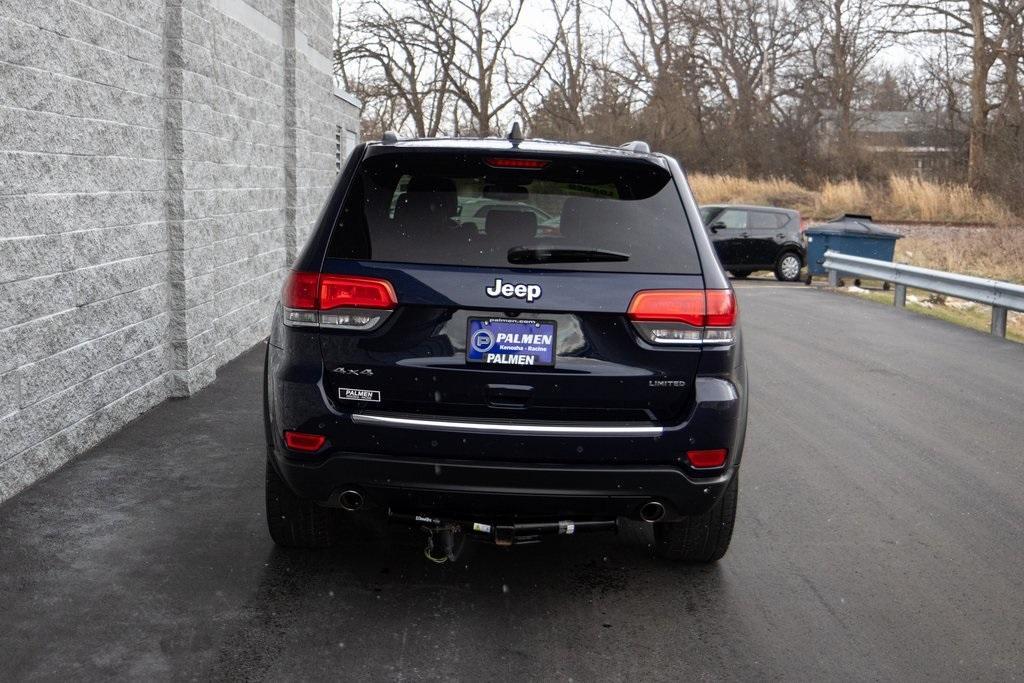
804,213 -> 902,277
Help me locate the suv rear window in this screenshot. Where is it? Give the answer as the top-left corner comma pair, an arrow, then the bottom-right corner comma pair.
327,151 -> 701,274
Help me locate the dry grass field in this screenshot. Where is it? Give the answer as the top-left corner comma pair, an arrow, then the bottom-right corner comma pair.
895,226 -> 1024,284
688,173 -> 1018,225
689,173 -> 1023,339
845,227 -> 1024,340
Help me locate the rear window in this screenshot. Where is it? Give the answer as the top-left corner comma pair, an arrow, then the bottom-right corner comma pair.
327,151 -> 701,273
749,211 -> 787,229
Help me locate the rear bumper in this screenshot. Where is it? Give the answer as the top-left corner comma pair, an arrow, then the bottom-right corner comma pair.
273,452 -> 735,520
266,334 -> 748,521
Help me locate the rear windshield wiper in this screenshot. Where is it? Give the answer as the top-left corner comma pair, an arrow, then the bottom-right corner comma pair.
507,245 -> 630,264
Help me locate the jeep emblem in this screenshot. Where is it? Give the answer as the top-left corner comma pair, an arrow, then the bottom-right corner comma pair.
485,277 -> 542,303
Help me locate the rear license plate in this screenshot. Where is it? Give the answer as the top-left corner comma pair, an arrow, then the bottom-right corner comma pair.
466,318 -> 556,367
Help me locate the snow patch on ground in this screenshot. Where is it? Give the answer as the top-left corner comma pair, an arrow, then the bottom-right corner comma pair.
946,297 -> 980,311
907,295 -> 935,309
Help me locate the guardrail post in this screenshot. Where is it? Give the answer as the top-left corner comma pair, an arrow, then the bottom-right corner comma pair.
828,269 -> 838,287
894,284 -> 906,308
991,306 -> 1008,337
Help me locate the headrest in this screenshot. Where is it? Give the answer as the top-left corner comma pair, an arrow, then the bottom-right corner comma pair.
558,197 -> 588,242
557,197 -> 631,250
407,176 -> 457,194
395,176 -> 458,227
485,209 -> 538,245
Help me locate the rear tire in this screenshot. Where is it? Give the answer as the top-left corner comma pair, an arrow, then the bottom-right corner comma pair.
266,459 -> 344,548
730,270 -> 751,279
654,472 -> 738,563
774,252 -> 802,282
264,343 -> 344,549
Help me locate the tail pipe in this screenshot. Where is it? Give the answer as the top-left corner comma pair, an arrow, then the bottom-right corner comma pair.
339,489 -> 364,511
639,500 -> 666,523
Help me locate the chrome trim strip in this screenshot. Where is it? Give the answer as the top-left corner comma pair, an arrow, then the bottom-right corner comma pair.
282,307 -> 390,330
641,337 -> 734,346
646,338 -> 704,346
352,413 -> 664,435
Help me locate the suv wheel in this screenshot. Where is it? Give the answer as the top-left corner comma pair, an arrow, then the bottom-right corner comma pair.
266,459 -> 344,548
654,471 -> 738,562
730,270 -> 751,279
775,252 -> 802,282
264,346 -> 344,549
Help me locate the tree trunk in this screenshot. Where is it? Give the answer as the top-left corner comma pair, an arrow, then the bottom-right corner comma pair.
967,0 -> 989,189
998,24 -> 1022,138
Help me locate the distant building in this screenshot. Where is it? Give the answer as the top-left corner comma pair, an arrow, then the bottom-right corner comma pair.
818,110 -> 962,177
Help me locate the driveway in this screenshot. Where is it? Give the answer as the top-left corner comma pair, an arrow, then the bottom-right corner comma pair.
2,284 -> 1023,680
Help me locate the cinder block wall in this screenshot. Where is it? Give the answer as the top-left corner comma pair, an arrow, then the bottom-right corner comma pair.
0,0 -> 360,503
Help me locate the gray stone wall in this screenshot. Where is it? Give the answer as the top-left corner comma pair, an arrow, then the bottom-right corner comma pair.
0,0 -> 360,503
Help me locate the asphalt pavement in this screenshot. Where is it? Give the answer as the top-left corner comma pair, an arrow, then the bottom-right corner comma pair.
2,281 -> 1023,681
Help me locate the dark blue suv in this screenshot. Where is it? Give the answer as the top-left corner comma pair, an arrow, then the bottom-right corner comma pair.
264,135 -> 748,562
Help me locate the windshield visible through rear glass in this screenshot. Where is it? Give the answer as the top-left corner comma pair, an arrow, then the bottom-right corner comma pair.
327,152 -> 701,274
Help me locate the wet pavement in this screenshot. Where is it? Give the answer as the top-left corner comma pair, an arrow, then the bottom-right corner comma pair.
2,282 -> 1023,680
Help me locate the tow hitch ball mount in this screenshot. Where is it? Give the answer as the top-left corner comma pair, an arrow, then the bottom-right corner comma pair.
387,511 -> 618,563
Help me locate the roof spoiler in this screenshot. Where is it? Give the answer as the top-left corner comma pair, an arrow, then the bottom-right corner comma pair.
837,213 -> 873,221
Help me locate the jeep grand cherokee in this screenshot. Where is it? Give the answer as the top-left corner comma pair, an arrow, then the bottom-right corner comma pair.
264,134 -> 748,562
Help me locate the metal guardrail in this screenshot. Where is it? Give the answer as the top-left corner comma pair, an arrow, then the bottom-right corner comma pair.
822,250 -> 1024,338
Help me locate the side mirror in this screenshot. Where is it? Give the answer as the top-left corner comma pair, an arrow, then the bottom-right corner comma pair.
708,222 -> 726,233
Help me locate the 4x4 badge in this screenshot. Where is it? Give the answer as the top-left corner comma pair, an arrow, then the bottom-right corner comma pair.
485,277 -> 542,303
332,367 -> 374,376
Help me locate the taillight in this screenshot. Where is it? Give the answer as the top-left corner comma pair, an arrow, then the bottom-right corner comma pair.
627,289 -> 736,345
319,275 -> 396,310
628,291 -> 705,326
283,430 -> 327,452
703,290 -> 737,343
283,271 -> 319,310
687,448 -> 728,468
282,271 -> 396,331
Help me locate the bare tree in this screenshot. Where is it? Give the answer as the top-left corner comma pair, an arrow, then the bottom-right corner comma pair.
606,0 -> 709,154
524,0 -> 593,139
694,0 -> 805,173
992,5 -> 1023,139
335,0 -> 454,137
896,0 -> 1024,187
800,0 -> 903,170
416,0 -> 557,135
330,0 -> 1024,209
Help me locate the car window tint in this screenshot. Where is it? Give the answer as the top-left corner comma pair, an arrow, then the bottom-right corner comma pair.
749,211 -> 783,229
715,209 -> 747,230
327,152 -> 702,274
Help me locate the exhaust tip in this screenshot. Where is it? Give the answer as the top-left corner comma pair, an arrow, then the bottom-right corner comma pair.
640,501 -> 666,523
339,489 -> 364,511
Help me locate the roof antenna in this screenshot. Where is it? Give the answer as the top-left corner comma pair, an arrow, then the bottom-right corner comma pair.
508,121 -> 523,146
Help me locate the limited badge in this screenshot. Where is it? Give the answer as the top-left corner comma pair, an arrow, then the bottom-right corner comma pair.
338,388 -> 381,402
